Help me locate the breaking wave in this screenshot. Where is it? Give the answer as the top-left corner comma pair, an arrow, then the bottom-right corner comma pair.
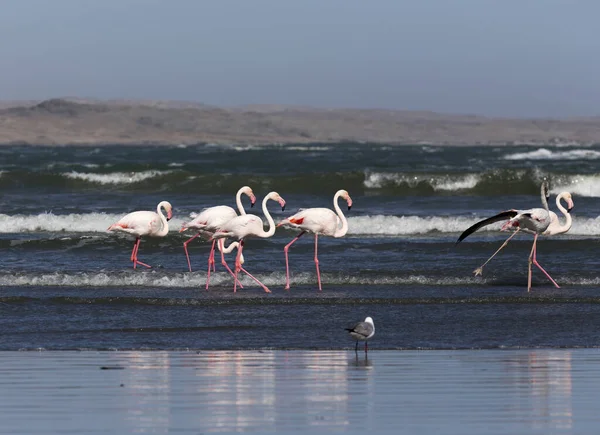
364,172 -> 480,191
0,212 -> 187,233
1,212 -> 598,236
550,174 -> 600,197
0,271 -> 487,288
0,271 -> 598,289
64,170 -> 174,185
503,148 -> 600,161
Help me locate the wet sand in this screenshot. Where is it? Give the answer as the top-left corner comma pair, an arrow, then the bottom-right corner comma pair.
1,349 -> 598,434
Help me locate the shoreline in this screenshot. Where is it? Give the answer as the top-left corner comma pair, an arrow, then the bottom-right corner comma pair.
1,98 -> 599,147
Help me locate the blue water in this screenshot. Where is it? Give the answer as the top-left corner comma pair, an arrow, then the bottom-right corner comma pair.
1,349 -> 597,434
1,143 -> 600,350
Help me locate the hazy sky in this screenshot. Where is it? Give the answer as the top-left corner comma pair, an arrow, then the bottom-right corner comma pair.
1,0 -> 599,117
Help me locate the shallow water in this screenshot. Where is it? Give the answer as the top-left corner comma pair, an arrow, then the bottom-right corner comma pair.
1,349 -> 598,434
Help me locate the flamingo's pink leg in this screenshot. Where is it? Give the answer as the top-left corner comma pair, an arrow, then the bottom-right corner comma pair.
219,241 -> 244,289
130,238 -> 139,263
239,266 -> 271,293
205,239 -> 216,290
314,234 -> 322,291
183,232 -> 201,272
211,244 -> 216,272
132,238 -> 151,269
527,234 -> 538,292
233,241 -> 245,293
283,231 -> 306,290
532,237 -> 560,289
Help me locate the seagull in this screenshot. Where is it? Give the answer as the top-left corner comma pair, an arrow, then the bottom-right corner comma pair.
345,317 -> 375,353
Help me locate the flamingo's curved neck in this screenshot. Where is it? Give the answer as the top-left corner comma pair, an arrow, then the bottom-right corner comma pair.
235,189 -> 246,216
554,193 -> 572,232
156,202 -> 170,237
259,194 -> 277,238
333,191 -> 349,238
219,239 -> 239,254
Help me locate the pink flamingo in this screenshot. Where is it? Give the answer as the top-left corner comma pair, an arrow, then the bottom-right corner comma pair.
180,186 -> 256,289
456,183 -> 573,291
212,191 -> 286,293
278,189 -> 352,291
108,201 -> 173,269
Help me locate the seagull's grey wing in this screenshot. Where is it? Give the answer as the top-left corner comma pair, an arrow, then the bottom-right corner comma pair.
455,210 -> 519,245
345,322 -> 374,338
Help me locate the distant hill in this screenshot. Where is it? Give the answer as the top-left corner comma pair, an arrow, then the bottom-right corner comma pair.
1,98 -> 599,146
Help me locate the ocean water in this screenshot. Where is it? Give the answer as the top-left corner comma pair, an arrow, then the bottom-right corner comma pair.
1,143 -> 600,350
2,349 -> 599,434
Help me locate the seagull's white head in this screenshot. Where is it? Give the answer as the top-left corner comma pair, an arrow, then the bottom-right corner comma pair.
364,317 -> 374,325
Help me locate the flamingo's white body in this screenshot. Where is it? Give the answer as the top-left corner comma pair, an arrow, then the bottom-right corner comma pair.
543,192 -> 574,236
180,186 -> 255,289
278,189 -> 352,291
108,201 -> 173,269
212,191 -> 286,293
457,183 -> 574,291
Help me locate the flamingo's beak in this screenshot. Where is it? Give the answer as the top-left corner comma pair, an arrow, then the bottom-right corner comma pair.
347,196 -> 353,210
250,194 -> 256,208
167,210 -> 173,221
567,199 -> 574,213
279,199 -> 286,211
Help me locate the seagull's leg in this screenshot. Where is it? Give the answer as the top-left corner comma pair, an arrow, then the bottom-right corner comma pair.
205,239 -> 216,290
473,229 -> 520,276
183,232 -> 201,272
219,240 -> 244,289
133,238 -> 151,269
365,342 -> 368,353
527,234 -> 537,292
532,237 -> 560,289
283,231 -> 306,290
355,341 -> 358,353
314,234 -> 322,291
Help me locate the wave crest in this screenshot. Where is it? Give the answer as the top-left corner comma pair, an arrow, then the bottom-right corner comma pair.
504,148 -> 600,161
65,170 -> 174,185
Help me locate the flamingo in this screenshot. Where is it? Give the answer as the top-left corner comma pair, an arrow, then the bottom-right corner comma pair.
277,189 -> 352,291
212,191 -> 286,293
108,201 -> 173,269
345,317 -> 375,353
456,182 -> 571,291
179,186 -> 256,289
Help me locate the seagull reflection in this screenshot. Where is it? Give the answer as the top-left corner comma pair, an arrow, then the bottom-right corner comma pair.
350,353 -> 373,368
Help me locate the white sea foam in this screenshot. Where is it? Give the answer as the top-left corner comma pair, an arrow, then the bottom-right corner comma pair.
64,170 -> 173,185
348,214 -> 600,236
504,148 -> 600,160
0,212 -> 188,233
0,212 -> 597,236
364,172 -> 480,191
0,270 -> 597,288
551,175 -> 600,197
0,271 -> 485,288
348,215 -> 484,235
